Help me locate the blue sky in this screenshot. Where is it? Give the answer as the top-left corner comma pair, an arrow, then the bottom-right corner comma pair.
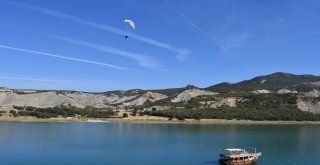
0,0 -> 320,92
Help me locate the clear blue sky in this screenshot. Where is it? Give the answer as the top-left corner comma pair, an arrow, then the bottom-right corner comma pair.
0,0 -> 320,92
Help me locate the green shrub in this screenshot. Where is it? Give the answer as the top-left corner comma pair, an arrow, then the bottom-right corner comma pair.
14,106 -> 115,119
123,113 -> 128,118
9,110 -> 18,117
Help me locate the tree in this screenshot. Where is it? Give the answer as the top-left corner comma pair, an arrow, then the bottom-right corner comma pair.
138,111 -> 146,116
132,109 -> 138,116
13,105 -> 24,110
177,115 -> 185,121
9,110 -> 18,117
123,113 -> 128,118
194,115 -> 201,121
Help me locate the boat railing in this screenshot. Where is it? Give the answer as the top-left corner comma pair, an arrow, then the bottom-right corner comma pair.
219,147 -> 261,157
244,147 -> 257,153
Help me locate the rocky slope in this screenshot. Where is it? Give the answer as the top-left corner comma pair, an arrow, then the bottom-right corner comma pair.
0,72 -> 320,113
297,98 -> 320,113
122,92 -> 168,106
171,89 -> 217,102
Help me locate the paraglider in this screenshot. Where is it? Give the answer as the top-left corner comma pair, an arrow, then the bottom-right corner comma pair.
124,19 -> 135,38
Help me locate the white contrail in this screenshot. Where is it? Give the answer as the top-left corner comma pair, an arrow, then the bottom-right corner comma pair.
0,44 -> 129,70
0,75 -> 70,84
177,11 -> 231,57
177,12 -> 209,36
2,1 -> 190,60
126,32 -> 190,60
45,34 -> 160,68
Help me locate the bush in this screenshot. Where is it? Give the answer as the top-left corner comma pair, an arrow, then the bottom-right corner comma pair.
194,115 -> 201,121
9,110 -> 18,117
13,105 -> 24,110
147,106 -> 320,121
138,111 -> 146,116
132,109 -> 138,116
123,113 -> 128,118
177,115 -> 185,121
13,106 -> 115,119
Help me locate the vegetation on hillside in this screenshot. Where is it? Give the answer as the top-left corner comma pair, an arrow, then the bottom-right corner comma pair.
147,93 -> 320,121
204,72 -> 320,94
2,72 -> 320,121
13,105 -> 115,119
238,72 -> 320,91
205,82 -> 254,93
147,107 -> 320,121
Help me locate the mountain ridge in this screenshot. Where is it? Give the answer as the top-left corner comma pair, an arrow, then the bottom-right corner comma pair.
1,72 -> 320,114
2,72 -> 320,94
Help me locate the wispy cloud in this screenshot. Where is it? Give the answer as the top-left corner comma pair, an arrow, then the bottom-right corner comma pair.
45,34 -> 161,68
2,0 -> 190,60
0,73 -> 71,84
0,44 -> 130,70
126,33 -> 190,60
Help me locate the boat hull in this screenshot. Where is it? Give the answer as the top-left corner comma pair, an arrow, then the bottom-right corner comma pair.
219,154 -> 259,165
219,159 -> 256,165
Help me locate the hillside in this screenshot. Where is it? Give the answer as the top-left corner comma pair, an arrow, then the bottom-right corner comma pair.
1,72 -> 320,120
238,72 -> 320,92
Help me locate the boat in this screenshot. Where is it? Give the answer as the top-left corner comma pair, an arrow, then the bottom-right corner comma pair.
218,147 -> 262,165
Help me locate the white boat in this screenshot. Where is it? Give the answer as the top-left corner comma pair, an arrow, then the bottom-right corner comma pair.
218,147 -> 262,165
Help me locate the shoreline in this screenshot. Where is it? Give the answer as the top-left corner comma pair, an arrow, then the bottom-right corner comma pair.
1,116 -> 320,124
107,118 -> 320,125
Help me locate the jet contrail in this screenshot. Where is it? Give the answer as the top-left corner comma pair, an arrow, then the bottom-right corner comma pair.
0,75 -> 70,84
0,44 -> 130,70
45,34 -> 161,69
177,11 -> 231,57
2,0 -> 190,60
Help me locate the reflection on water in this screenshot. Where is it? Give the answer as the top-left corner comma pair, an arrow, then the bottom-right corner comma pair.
0,122 -> 320,165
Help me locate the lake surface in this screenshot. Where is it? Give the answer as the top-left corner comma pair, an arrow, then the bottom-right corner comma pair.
0,122 -> 320,165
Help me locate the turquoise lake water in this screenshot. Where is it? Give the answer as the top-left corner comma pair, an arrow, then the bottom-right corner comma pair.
0,122 -> 320,165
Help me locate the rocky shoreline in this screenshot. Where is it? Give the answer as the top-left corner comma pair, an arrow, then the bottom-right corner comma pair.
2,116 -> 320,124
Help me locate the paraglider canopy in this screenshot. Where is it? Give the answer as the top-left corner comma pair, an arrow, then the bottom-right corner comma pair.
124,19 -> 135,30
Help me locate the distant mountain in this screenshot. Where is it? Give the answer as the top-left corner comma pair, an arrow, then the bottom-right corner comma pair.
238,72 -> 320,92
205,72 -> 320,93
205,82 -> 254,93
0,72 -> 320,114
